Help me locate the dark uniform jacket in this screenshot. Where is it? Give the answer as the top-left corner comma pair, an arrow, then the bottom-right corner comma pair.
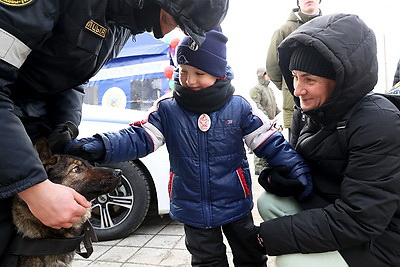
0,0 -> 154,200
260,13 -> 400,266
0,0 -> 229,199
0,1 -> 142,259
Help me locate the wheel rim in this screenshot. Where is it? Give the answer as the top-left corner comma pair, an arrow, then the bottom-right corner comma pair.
90,174 -> 134,230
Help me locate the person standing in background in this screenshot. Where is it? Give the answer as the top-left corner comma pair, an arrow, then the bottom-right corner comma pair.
266,0 -> 321,140
249,67 -> 280,175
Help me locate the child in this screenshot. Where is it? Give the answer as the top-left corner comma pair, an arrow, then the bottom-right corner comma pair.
66,29 -> 312,266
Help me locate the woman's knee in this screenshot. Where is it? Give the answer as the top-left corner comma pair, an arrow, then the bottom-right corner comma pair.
257,192 -> 302,221
276,251 -> 348,267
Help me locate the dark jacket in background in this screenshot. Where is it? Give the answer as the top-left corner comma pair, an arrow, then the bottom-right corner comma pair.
394,59 -> 400,86
260,13 -> 400,266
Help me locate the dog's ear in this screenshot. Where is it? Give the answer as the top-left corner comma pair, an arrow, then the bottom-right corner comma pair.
34,138 -> 57,165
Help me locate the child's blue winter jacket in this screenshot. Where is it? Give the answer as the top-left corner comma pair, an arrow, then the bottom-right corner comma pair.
96,91 -> 310,228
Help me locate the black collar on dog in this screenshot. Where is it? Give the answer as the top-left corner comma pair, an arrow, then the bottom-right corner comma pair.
7,221 -> 98,259
76,220 -> 98,258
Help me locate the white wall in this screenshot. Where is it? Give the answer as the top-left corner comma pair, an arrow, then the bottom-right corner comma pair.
221,0 -> 400,94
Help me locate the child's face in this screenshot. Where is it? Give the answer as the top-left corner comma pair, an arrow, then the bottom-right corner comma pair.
179,65 -> 217,91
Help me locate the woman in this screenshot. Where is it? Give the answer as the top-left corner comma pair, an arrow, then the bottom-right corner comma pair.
257,13 -> 400,267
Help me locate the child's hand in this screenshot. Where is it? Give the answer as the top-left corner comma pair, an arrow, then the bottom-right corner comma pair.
272,113 -> 284,132
296,172 -> 313,201
258,166 -> 312,201
48,121 -> 79,153
65,136 -> 105,162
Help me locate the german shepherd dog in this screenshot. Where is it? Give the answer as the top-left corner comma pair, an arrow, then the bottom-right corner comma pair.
10,138 -> 121,266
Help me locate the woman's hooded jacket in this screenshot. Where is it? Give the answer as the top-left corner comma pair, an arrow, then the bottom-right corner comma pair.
260,13 -> 400,266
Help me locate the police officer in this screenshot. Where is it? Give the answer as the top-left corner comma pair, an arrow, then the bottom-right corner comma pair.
0,0 -> 229,261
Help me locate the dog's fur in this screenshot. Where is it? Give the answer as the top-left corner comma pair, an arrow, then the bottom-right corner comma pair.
11,138 -> 121,266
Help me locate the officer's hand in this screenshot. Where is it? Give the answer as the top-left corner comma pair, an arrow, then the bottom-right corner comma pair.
64,136 -> 105,162
18,180 -> 91,229
258,166 -> 311,201
47,121 -> 79,154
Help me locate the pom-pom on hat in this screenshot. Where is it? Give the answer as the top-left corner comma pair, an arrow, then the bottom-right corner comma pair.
176,28 -> 228,78
289,45 -> 336,80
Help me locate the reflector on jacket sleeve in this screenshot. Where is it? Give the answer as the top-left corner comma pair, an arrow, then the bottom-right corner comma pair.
0,28 -> 31,68
244,123 -> 277,151
142,121 -> 165,151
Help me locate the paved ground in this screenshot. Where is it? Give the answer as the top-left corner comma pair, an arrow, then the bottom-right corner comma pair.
72,154 -> 277,267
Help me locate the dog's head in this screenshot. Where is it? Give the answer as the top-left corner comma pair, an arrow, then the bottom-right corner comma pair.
35,138 -> 121,201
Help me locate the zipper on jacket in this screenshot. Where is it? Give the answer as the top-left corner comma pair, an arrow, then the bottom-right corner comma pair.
199,130 -> 212,227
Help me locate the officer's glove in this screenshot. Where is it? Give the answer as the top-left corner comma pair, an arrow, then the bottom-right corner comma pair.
64,136 -> 105,162
258,166 -> 312,201
48,121 -> 79,154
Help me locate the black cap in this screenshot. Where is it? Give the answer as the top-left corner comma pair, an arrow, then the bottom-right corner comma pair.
289,45 -> 336,80
156,0 -> 229,50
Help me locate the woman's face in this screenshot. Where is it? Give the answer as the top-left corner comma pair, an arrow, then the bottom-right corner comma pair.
179,65 -> 217,91
292,70 -> 336,111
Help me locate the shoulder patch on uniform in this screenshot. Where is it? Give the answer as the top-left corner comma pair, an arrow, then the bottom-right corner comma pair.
85,19 -> 107,38
0,0 -> 34,6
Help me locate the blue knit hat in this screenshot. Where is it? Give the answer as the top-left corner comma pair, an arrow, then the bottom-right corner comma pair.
176,28 -> 228,78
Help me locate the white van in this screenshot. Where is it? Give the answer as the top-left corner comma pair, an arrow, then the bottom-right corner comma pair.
79,104 -> 170,241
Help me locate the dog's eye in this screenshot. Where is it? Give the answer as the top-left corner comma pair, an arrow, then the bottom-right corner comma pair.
71,166 -> 81,173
